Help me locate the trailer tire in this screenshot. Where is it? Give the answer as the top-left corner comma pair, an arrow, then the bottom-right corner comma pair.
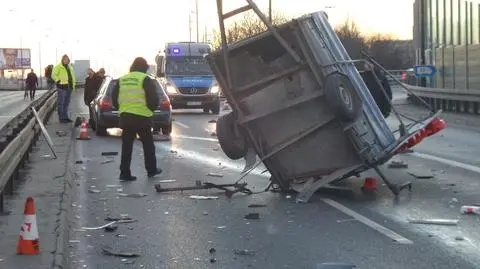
325,73 -> 362,121
216,112 -> 247,160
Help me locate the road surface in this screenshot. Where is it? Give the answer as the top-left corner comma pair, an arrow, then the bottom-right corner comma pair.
54,88 -> 480,269
0,90 -> 48,128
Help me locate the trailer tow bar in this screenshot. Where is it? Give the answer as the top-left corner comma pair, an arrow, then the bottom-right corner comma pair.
154,182 -> 253,198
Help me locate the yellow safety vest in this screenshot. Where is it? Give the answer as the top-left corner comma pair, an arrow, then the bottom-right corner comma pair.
118,71 -> 153,117
52,63 -> 76,90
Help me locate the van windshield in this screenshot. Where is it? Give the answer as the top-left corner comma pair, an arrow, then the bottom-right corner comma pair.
165,56 -> 212,76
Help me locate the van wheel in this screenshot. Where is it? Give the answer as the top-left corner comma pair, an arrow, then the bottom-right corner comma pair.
162,124 -> 172,135
203,108 -> 210,113
324,72 -> 362,121
216,112 -> 247,160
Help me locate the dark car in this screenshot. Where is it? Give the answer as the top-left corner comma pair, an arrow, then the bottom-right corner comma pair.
90,75 -> 172,136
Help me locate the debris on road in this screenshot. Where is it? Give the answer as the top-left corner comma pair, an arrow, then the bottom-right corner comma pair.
216,226 -> 227,229
449,198 -> 459,204
104,224 -> 118,232
69,240 -> 81,243
153,134 -> 171,141
41,154 -> 52,158
189,195 -> 219,200
212,147 -> 219,151
207,172 -> 223,178
408,218 -> 459,226
248,204 -> 267,208
106,184 -> 122,188
233,249 -> 256,256
158,179 -> 177,183
105,216 -> 136,222
101,159 -> 114,164
81,221 -> 117,230
203,211 -> 209,215
118,193 -> 148,198
56,130 -> 68,137
208,119 -> 217,123
102,152 -> 118,156
211,132 -> 217,137
460,205 -> 480,215
88,189 -> 101,194
116,234 -> 128,238
244,213 -> 260,220
408,170 -> 435,179
388,159 -> 408,169
222,104 -> 231,111
170,150 -> 178,154
102,247 -> 141,258
75,160 -> 83,164
455,236 -> 465,241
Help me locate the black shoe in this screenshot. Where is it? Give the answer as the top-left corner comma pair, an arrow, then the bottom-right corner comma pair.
60,119 -> 69,123
66,118 -> 73,122
120,174 -> 137,181
147,168 -> 163,178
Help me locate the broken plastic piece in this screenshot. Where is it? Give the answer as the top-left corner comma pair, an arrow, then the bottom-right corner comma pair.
189,195 -> 219,200
244,213 -> 260,220
102,152 -> 118,156
388,160 -> 408,169
208,119 -> 217,123
101,159 -> 114,164
248,204 -> 267,208
233,249 -> 255,256
118,193 -> 148,198
317,263 -> 356,269
407,218 -> 458,226
158,180 -> 177,183
81,221 -> 117,230
207,172 -> 224,178
407,170 -> 434,179
104,225 -> 118,232
101,247 -> 141,258
460,205 -> 480,215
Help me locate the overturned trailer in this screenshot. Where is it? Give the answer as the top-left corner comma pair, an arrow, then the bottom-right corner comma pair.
207,0 -> 446,203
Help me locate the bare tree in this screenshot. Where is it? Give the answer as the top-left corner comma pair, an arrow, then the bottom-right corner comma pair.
334,18 -> 368,61
211,12 -> 290,49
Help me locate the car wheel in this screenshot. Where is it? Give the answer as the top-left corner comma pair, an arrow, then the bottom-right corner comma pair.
211,103 -> 220,115
162,124 -> 172,135
216,112 -> 247,160
95,121 -> 108,136
153,124 -> 161,134
324,72 -> 362,122
203,107 -> 210,113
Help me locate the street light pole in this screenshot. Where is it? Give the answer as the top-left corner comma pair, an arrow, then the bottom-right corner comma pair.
38,42 -> 42,89
195,0 -> 199,42
268,0 -> 272,23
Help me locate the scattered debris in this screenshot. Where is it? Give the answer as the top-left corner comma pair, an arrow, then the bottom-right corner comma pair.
336,219 -> 357,223
88,189 -> 101,194
118,193 -> 148,198
455,236 -> 465,241
388,160 -> 408,169
101,159 -> 114,164
207,172 -> 224,178
189,195 -> 219,200
102,247 -> 141,258
408,218 -> 458,226
153,134 -> 171,141
408,170 -> 434,179
216,226 -> 227,229
212,147 -> 219,151
81,221 -> 117,230
211,132 -> 217,137
158,179 -> 177,183
317,263 -> 356,269
41,154 -> 52,158
69,240 -> 81,243
56,130 -> 68,137
233,249 -> 255,256
248,204 -> 267,208
285,195 -> 292,199
461,205 -> 480,215
102,152 -> 118,156
116,234 -> 128,238
244,213 -> 260,220
106,185 -> 122,188
104,225 -> 118,232
209,248 -> 216,254
164,212 -> 169,215
203,211 -> 209,215
208,119 -> 217,123
222,104 -> 231,111
0,258 -> 4,262
449,198 -> 459,204
170,150 -> 178,154
210,258 -> 217,263
75,160 -> 83,164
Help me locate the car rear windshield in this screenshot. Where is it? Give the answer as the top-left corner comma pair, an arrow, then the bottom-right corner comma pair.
106,78 -> 166,98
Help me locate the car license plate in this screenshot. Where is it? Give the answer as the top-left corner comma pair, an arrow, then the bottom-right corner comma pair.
187,101 -> 202,106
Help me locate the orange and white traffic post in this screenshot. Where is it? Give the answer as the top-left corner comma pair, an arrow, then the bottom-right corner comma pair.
77,119 -> 91,140
16,197 -> 40,255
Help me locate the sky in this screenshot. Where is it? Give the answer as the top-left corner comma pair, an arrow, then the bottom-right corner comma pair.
0,0 -> 414,77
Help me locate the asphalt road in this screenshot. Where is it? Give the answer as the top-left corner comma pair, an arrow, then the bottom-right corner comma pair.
65,89 -> 480,269
0,90 -> 48,128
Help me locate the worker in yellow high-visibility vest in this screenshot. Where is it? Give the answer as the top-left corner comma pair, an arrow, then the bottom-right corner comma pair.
112,57 -> 162,181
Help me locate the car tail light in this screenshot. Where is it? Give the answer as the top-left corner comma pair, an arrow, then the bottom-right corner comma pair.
425,117 -> 446,136
160,99 -> 171,110
100,99 -> 112,110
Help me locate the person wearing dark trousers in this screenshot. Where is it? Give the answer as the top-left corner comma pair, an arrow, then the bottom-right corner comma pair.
84,68 -> 97,126
112,57 -> 162,181
52,55 -> 76,123
25,69 -> 38,100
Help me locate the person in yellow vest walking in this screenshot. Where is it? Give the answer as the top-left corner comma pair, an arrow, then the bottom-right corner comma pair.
112,57 -> 163,181
52,55 -> 76,123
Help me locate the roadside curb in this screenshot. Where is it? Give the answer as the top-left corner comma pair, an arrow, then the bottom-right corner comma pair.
51,126 -> 75,269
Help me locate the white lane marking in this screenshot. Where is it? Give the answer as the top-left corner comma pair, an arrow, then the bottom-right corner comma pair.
410,152 -> 480,174
173,121 -> 190,129
172,135 -> 218,142
321,198 -> 413,245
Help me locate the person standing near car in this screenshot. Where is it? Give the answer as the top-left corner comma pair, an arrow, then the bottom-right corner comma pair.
52,55 -> 76,123
25,69 -> 38,101
84,68 -> 97,126
112,57 -> 162,181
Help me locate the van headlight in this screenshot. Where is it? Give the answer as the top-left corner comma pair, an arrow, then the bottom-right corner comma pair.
209,85 -> 220,94
166,84 -> 178,94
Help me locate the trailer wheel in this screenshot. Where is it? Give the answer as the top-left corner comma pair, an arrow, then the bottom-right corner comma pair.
324,73 -> 362,121
216,112 -> 247,160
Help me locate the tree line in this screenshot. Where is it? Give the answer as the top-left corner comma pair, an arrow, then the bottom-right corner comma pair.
211,13 -> 414,70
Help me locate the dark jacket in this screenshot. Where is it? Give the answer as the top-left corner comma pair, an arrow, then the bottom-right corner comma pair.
361,69 -> 393,118
111,74 -> 159,115
26,73 -> 38,88
84,75 -> 97,105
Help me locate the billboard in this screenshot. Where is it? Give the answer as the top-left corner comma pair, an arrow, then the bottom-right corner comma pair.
0,48 -> 31,69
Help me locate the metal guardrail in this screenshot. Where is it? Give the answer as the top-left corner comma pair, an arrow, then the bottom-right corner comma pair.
0,89 -> 57,211
404,83 -> 480,114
